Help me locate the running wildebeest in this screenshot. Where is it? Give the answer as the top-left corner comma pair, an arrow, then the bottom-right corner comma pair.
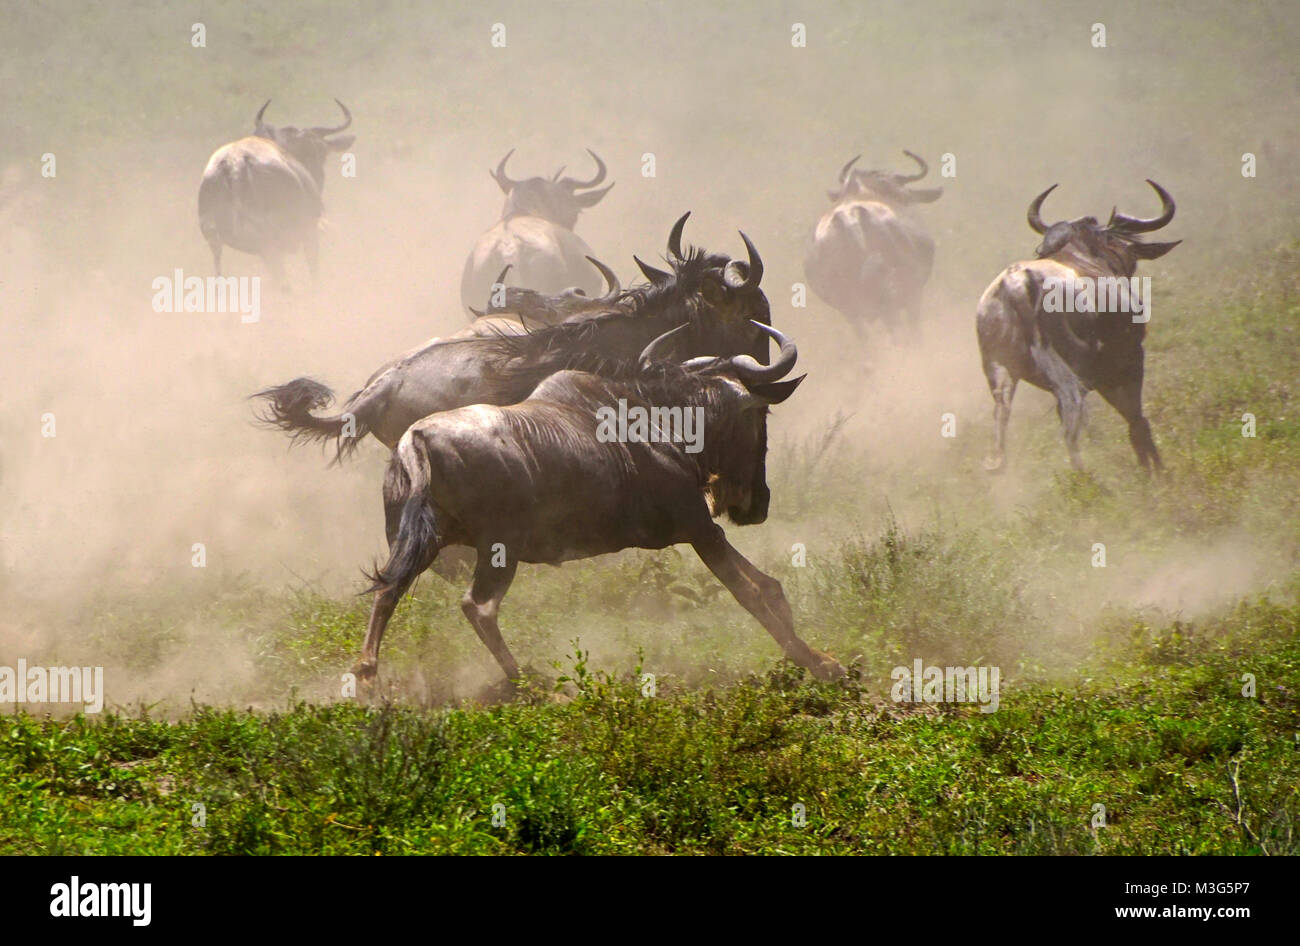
256,213 -> 772,459
462,256 -> 622,332
353,321 -> 846,687
460,149 -> 614,314
804,150 -> 942,337
198,99 -> 355,282
976,179 -> 1180,472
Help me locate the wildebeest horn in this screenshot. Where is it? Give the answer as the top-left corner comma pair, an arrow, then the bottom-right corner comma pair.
563,149 -> 607,190
637,323 -> 690,367
838,155 -> 861,185
255,99 -> 271,126
551,166 -> 566,182
634,256 -> 672,286
310,98 -> 352,136
897,149 -> 928,182
1107,179 -> 1176,233
492,149 -> 520,193
585,256 -> 621,300
728,321 -> 797,383
723,232 -> 764,291
667,212 -> 690,261
1027,183 -> 1058,235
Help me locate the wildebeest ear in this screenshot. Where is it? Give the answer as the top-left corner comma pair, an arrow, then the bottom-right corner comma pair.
1134,239 -> 1181,260
327,135 -> 356,151
572,183 -> 615,207
745,374 -> 806,405
907,186 -> 943,203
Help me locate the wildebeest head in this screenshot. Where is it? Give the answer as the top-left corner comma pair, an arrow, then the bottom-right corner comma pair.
828,150 -> 943,206
638,320 -> 804,525
472,257 -> 621,323
491,149 -> 614,229
1028,179 -> 1181,277
629,212 -> 773,365
252,99 -> 355,188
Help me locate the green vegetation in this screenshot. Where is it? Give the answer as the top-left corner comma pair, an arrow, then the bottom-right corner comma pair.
4,245 -> 1298,854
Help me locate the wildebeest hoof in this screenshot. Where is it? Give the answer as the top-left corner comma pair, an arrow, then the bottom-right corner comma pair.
352,660 -> 378,683
809,650 -> 847,682
982,456 -> 1006,474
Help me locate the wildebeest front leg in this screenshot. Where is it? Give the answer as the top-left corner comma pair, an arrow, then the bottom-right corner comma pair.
691,524 -> 845,681
461,554 -> 522,684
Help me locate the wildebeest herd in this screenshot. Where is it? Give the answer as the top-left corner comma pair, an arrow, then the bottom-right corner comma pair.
201,101 -> 1179,690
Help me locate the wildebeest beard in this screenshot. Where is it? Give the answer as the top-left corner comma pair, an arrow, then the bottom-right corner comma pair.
479,247 -> 772,404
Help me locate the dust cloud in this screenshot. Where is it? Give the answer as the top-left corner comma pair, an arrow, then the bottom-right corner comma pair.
2,0 -> 1297,707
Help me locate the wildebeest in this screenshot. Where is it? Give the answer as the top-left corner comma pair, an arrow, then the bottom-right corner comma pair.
256,213 -> 772,459
462,256 -> 622,332
976,180 -> 1180,472
198,99 -> 354,282
353,321 -> 846,687
460,149 -> 614,314
804,150 -> 942,336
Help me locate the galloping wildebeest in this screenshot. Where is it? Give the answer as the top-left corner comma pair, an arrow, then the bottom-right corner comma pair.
198,99 -> 354,282
459,149 -> 614,314
353,321 -> 846,687
976,180 -> 1180,472
256,214 -> 771,459
804,150 -> 942,336
463,256 -> 622,331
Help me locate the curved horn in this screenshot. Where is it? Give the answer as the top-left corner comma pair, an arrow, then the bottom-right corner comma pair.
637,323 -> 690,367
563,149 -> 607,190
723,232 -> 764,291
728,321 -> 797,383
634,256 -> 672,286
585,256 -> 621,301
1027,183 -> 1058,235
1108,179 -> 1176,233
491,149 -> 520,193
667,211 -> 690,261
310,98 -> 352,136
551,166 -> 566,182
255,99 -> 271,126
897,149 -> 928,182
838,154 -> 861,185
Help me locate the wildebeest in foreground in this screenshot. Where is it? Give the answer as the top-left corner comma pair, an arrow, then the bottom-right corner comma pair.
976,180 -> 1180,472
198,99 -> 355,282
804,150 -> 942,336
460,149 -> 614,314
256,213 -> 772,458
354,321 -> 846,687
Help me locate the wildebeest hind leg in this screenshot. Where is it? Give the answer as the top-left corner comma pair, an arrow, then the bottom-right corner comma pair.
461,554 -> 522,684
356,574 -> 420,684
982,363 -> 1017,472
1098,380 -> 1162,472
691,524 -> 845,681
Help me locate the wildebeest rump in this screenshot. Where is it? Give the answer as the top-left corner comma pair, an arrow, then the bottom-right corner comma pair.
461,256 -> 622,332
460,149 -> 614,314
354,321 -> 846,687
254,213 -> 772,459
976,179 -> 1180,472
804,150 -> 942,336
197,99 -> 355,282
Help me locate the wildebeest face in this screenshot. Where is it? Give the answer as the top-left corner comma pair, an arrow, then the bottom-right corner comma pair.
252,99 -> 355,186
492,149 -> 614,229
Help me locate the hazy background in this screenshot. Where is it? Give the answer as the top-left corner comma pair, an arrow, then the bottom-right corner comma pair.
2,0 -> 1297,704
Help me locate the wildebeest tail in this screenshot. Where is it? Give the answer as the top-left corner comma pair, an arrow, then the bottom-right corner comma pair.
364,435 -> 439,595
197,171 -> 232,245
251,377 -> 371,463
